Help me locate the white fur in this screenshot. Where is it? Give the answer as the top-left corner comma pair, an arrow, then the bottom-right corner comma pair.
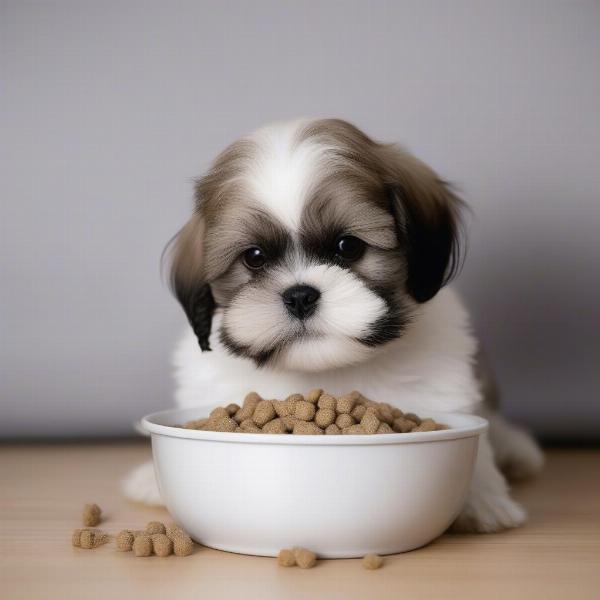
223,261 -> 388,371
247,119 -> 317,230
177,287 -> 479,413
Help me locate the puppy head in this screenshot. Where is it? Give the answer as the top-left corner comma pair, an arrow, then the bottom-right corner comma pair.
169,118 -> 463,371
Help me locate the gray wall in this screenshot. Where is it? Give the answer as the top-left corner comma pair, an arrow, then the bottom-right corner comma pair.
2,0 -> 599,440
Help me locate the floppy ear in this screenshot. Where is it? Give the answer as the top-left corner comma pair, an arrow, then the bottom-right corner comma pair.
383,148 -> 464,303
168,213 -> 215,351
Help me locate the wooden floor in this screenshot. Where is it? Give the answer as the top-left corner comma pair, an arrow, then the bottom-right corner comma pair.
1,442 -> 598,600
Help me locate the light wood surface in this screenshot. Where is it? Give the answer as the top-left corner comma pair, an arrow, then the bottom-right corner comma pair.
1,442 -> 599,600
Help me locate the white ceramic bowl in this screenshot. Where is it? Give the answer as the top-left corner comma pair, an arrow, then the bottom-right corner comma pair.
142,407 -> 487,558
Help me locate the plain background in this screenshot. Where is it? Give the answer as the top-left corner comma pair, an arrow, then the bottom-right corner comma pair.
2,0 -> 599,440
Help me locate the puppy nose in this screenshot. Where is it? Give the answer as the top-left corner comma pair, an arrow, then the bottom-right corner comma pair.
282,285 -> 321,320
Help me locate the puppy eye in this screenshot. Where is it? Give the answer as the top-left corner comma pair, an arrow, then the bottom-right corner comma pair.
335,236 -> 366,261
242,246 -> 267,269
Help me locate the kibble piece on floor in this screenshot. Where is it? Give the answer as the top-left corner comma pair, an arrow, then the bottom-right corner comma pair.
116,530 -> 134,551
165,524 -> 185,541
74,528 -> 109,549
277,549 -> 296,567
253,400 -> 277,427
152,534 -> 173,557
72,529 -> 83,547
293,547 -> 317,569
263,418 -> 286,434
146,521 -> 166,535
305,389 -> 322,404
315,407 -> 336,428
133,534 -> 153,557
293,420 -> 323,435
325,423 -> 341,435
362,554 -> 384,570
336,413 -> 355,429
82,503 -> 102,527
294,400 -> 316,421
173,533 -> 194,557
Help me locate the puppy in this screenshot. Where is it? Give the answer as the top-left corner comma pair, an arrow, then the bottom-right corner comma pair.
124,118 -> 543,532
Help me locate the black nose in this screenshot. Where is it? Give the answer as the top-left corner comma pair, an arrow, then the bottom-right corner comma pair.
282,285 -> 321,320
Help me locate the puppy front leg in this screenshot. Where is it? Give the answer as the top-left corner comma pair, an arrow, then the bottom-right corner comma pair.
451,434 -> 526,533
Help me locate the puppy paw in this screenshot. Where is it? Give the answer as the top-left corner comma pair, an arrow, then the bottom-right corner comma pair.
451,493 -> 526,533
121,461 -> 163,506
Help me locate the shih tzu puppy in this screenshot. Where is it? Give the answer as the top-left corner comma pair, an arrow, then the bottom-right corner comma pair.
124,118 -> 543,532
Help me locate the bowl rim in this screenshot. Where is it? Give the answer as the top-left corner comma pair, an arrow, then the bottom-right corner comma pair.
142,406 -> 488,446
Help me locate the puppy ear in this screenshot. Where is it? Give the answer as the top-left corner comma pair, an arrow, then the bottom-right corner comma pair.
383,148 -> 464,303
167,213 -> 215,351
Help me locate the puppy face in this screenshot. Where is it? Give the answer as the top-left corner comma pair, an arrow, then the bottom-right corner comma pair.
170,119 -> 462,371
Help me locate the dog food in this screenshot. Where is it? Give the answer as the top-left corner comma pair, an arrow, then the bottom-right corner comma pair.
277,547 -> 317,568
72,528 -> 109,549
111,522 -> 195,557
277,548 -> 297,567
165,523 -> 195,557
362,554 -> 384,569
82,503 -> 102,527
133,534 -> 153,557
179,390 -> 447,435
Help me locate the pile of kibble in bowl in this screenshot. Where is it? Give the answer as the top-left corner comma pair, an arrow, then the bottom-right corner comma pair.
177,389 -> 448,435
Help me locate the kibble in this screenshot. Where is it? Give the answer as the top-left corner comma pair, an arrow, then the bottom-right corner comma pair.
225,403 -> 240,416
234,391 -> 262,423
351,404 -> 367,421
146,521 -> 166,535
336,393 -> 357,414
294,400 -> 316,422
294,547 -> 317,569
72,528 -> 109,549
253,400 -> 277,427
361,407 -> 380,434
293,420 -> 323,435
315,408 -> 336,428
82,503 -> 102,527
165,523 -> 194,557
362,554 -> 384,569
305,389 -> 322,404
180,391 -> 447,435
277,548 -> 296,567
116,529 -> 134,551
152,534 -> 173,557
263,418 -> 286,434
317,393 -> 337,410
336,413 -> 355,429
133,534 -> 153,557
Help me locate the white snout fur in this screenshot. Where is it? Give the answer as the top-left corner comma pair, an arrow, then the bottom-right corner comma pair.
222,261 -> 388,370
